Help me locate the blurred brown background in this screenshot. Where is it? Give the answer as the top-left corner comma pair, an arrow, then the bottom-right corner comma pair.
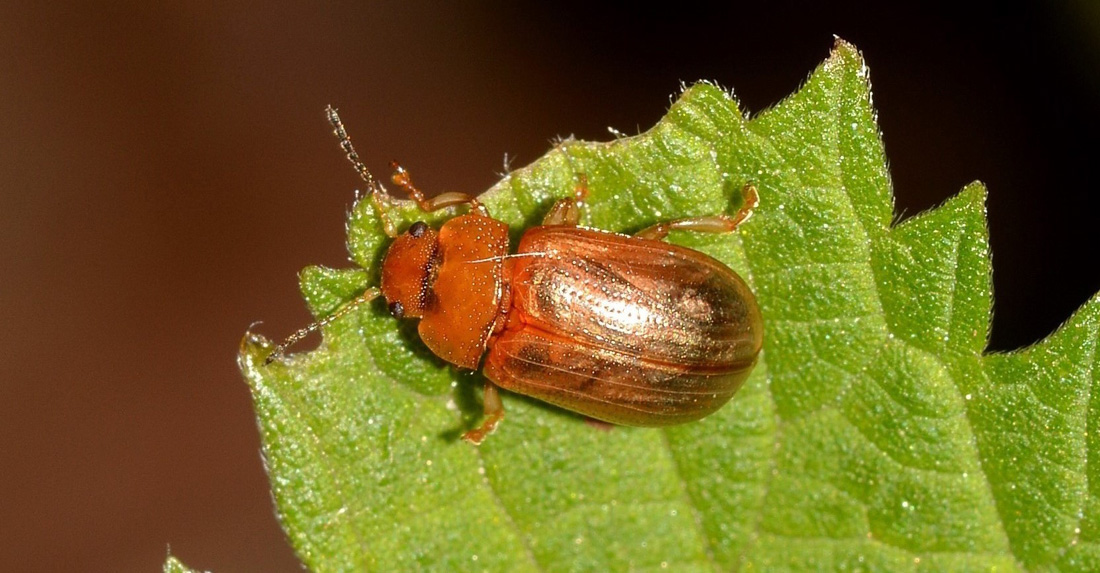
2,2 -> 1098,571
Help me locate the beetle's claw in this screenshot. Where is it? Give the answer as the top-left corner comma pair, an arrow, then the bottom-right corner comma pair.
461,429 -> 487,445
461,414 -> 503,446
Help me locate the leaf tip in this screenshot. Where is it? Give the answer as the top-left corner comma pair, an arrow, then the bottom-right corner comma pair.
829,36 -> 863,63
959,180 -> 989,204
821,37 -> 874,96
163,555 -> 206,573
1054,292 -> 1100,342
238,329 -> 275,372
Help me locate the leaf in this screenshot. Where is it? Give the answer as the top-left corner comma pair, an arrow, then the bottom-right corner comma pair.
239,39 -> 1100,571
163,555 -> 206,573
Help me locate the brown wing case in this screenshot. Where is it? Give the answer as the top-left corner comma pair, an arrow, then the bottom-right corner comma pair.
484,226 -> 761,426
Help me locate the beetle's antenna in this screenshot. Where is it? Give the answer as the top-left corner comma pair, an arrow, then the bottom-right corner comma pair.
265,287 -> 382,365
326,106 -> 381,193
326,106 -> 398,237
465,252 -> 551,264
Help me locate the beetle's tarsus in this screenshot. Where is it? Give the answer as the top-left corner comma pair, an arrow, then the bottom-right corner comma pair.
541,173 -> 589,226
461,414 -> 503,445
389,161 -> 489,217
635,184 -> 759,241
462,382 -> 505,445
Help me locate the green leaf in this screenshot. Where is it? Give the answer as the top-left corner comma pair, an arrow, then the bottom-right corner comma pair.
239,39 -> 1100,571
163,555 -> 206,573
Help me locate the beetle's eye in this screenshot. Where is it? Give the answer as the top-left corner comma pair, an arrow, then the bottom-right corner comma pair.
388,301 -> 405,319
408,221 -> 429,238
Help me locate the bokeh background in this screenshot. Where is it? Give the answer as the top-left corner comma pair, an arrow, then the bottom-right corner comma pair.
3,2 -> 1099,571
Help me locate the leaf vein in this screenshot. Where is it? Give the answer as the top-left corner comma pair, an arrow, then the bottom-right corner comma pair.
477,447 -> 545,572
659,429 -> 720,572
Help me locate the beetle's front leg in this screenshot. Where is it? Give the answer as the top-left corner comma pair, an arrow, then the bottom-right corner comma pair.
390,162 -> 490,217
636,184 -> 759,241
462,382 -> 505,445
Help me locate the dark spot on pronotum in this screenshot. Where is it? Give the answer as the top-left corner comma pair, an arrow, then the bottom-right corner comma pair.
389,301 -> 405,318
409,221 -> 428,237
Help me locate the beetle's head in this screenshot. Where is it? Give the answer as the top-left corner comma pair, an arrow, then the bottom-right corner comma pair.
380,221 -> 440,320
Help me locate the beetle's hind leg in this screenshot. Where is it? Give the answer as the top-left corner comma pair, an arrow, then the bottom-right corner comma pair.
542,174 -> 590,226
389,162 -> 490,217
462,382 -> 505,445
635,184 -> 759,241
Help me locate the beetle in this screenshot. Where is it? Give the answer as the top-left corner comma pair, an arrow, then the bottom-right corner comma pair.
266,106 -> 763,444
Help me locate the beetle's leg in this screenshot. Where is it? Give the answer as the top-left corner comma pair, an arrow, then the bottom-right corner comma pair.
635,184 -> 759,241
326,106 -> 399,237
390,162 -> 491,217
542,174 -> 589,226
462,382 -> 505,445
364,191 -> 400,238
